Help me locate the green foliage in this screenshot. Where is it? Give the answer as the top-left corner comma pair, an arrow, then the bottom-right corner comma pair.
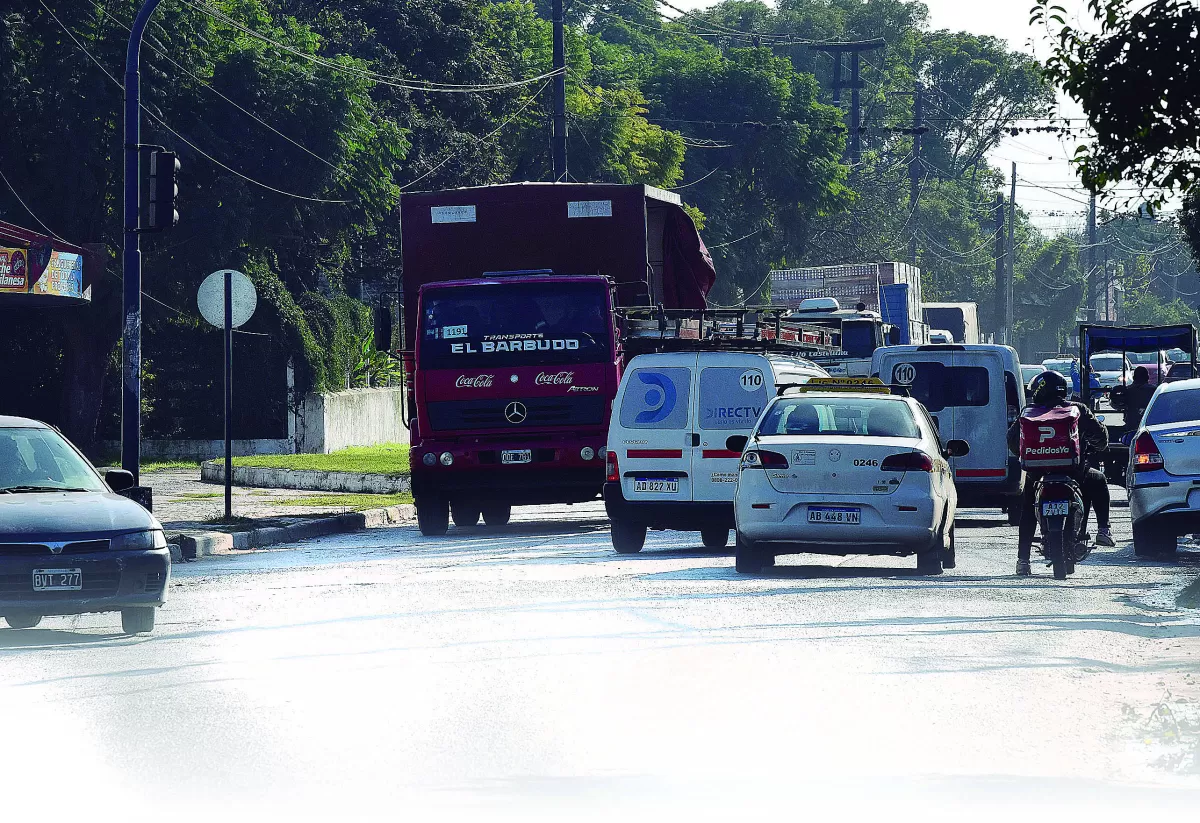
351,330 -> 403,388
1122,292 -> 1197,326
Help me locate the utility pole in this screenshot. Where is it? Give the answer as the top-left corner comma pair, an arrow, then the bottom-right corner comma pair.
1086,192 -> 1097,320
908,83 -> 923,266
994,193 -> 1007,344
1007,162 -> 1016,344
122,0 -> 168,485
812,40 -> 885,165
551,0 -> 567,182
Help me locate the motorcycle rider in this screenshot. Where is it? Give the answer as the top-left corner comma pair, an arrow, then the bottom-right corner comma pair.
1007,369 -> 1114,576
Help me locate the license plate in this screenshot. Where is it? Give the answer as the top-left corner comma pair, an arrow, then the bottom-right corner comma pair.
634,478 -> 679,494
501,449 -> 532,465
1041,501 -> 1069,517
32,569 -> 82,591
807,507 -> 861,524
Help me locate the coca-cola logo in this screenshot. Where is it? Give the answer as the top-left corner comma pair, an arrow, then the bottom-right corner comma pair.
535,371 -> 574,386
455,374 -> 494,388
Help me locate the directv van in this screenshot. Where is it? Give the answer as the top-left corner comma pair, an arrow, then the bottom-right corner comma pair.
872,344 -> 1025,519
604,351 -> 827,552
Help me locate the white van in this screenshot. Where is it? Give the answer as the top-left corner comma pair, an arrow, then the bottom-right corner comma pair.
604,351 -> 827,552
872,344 -> 1025,519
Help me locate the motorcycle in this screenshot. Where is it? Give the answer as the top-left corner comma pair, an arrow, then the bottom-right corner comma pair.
1033,473 -> 1088,580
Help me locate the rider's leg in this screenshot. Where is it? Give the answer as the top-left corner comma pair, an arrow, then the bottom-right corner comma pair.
1085,467 -> 1111,529
1017,476 -> 1038,562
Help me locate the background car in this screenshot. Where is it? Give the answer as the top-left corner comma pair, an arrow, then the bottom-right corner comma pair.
1127,379 -> 1200,557
1127,350 -> 1169,384
732,385 -> 968,575
1165,362 -> 1196,383
0,417 -> 170,633
1021,364 -> 1044,390
1089,352 -> 1133,389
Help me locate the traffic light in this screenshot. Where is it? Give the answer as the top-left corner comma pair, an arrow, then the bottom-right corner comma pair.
141,148 -> 180,232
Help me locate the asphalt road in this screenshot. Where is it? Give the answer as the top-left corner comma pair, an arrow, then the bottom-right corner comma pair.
3,494 -> 1200,821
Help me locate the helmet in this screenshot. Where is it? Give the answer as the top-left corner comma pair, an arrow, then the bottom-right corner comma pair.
1030,369 -> 1069,405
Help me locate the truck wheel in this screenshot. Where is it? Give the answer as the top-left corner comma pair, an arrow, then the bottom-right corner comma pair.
451,502 -> 481,529
121,607 -> 156,635
416,495 -> 449,537
481,504 -> 512,528
4,613 -> 41,629
611,519 -> 646,554
734,534 -> 765,574
1134,519 -> 1176,558
701,526 -> 729,550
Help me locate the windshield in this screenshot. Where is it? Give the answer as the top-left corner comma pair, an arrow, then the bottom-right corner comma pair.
1090,354 -> 1126,372
1146,389 -> 1200,426
419,281 -> 612,369
840,321 -> 879,359
0,426 -> 105,492
758,396 -> 919,438
1043,360 -> 1073,375
1021,366 -> 1043,382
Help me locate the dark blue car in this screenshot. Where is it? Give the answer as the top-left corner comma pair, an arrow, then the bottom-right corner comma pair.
0,416 -> 170,634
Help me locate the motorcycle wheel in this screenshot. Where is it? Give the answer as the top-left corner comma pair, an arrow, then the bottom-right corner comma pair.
1046,531 -> 1068,580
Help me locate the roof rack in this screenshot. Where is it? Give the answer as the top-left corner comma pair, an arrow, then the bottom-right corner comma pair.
618,306 -> 843,357
777,377 -> 911,397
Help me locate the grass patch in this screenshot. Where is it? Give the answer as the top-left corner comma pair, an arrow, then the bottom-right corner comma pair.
174,491 -> 222,500
276,493 -> 413,511
230,444 -> 410,477
142,459 -> 204,472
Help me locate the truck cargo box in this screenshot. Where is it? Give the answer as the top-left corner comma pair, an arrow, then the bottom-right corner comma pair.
400,183 -> 715,347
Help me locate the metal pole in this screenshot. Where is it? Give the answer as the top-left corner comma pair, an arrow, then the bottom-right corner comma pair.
121,0 -> 167,485
551,0 -> 567,181
850,53 -> 862,165
1087,192 -> 1097,316
994,194 -> 1006,343
831,52 -> 842,106
224,270 -> 233,521
1007,162 -> 1016,345
908,84 -> 923,266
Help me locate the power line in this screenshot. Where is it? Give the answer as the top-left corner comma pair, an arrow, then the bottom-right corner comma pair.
669,165 -> 722,190
0,165 -> 69,243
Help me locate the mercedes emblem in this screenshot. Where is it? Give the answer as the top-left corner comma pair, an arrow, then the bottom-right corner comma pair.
504,401 -> 528,424
828,448 -> 842,462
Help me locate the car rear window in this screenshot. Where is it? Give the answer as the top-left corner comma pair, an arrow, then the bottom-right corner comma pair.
1091,354 -> 1125,371
1146,389 -> 1200,426
758,397 -> 919,438
698,366 -> 768,430
889,362 -> 990,412
618,367 -> 692,430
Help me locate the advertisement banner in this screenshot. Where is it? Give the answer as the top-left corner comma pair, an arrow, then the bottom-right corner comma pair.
0,246 -> 29,293
30,250 -> 84,299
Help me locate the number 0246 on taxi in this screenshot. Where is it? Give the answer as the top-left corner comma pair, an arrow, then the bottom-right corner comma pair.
807,506 -> 861,525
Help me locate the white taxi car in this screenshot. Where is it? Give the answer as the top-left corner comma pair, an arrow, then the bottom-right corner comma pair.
732,379 -> 968,575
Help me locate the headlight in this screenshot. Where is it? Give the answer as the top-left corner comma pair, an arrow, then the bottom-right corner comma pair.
111,529 -> 167,551
439,451 -> 454,467
422,452 -> 437,467
581,446 -> 595,461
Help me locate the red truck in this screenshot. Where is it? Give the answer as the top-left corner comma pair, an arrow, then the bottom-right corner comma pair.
401,183 -> 716,535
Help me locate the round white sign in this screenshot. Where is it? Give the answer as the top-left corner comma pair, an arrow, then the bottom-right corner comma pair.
893,362 -> 917,386
739,369 -> 764,392
197,270 -> 257,329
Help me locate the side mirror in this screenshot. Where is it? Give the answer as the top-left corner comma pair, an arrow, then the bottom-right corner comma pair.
726,435 -> 749,453
944,439 -> 970,458
105,469 -> 135,492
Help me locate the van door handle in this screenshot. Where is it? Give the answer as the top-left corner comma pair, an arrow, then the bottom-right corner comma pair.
690,434 -> 700,447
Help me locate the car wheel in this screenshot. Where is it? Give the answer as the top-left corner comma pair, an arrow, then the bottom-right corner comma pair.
451,502 -> 481,529
1134,519 -> 1177,558
4,613 -> 42,630
942,526 -> 957,569
481,503 -> 512,528
121,607 -> 156,635
611,519 -> 647,554
917,531 -> 944,575
734,534 -> 765,574
701,526 -> 729,550
416,495 -> 449,537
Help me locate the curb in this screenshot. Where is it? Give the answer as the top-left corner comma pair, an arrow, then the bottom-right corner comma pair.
166,504 -> 416,560
200,461 -> 410,494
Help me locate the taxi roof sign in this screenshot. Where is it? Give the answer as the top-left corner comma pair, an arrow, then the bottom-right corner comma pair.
781,376 -> 894,395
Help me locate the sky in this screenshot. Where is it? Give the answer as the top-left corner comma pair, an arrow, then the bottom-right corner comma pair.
670,0 -> 1116,233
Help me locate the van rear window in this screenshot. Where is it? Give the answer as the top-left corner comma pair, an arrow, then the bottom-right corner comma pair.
892,362 -> 990,412
618,368 -> 691,429
698,367 -> 768,430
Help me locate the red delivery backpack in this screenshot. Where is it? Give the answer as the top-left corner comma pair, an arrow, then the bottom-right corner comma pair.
1018,404 -> 1082,470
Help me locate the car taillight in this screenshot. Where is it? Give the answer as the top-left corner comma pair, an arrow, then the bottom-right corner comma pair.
740,450 -> 789,469
606,450 -> 619,482
881,451 -> 934,472
1133,431 -> 1164,472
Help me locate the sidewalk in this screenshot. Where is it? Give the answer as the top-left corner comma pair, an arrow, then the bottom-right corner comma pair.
144,468 -> 414,559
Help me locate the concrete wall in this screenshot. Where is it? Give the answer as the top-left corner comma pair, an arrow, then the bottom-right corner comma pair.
297,387 -> 407,454
98,439 -> 294,461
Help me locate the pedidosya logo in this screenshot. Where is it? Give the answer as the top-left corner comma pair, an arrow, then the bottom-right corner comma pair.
0,248 -> 28,292
1024,444 -> 1073,456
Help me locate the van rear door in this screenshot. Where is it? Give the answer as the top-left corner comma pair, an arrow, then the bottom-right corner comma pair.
692,356 -> 770,501
614,354 -> 697,501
